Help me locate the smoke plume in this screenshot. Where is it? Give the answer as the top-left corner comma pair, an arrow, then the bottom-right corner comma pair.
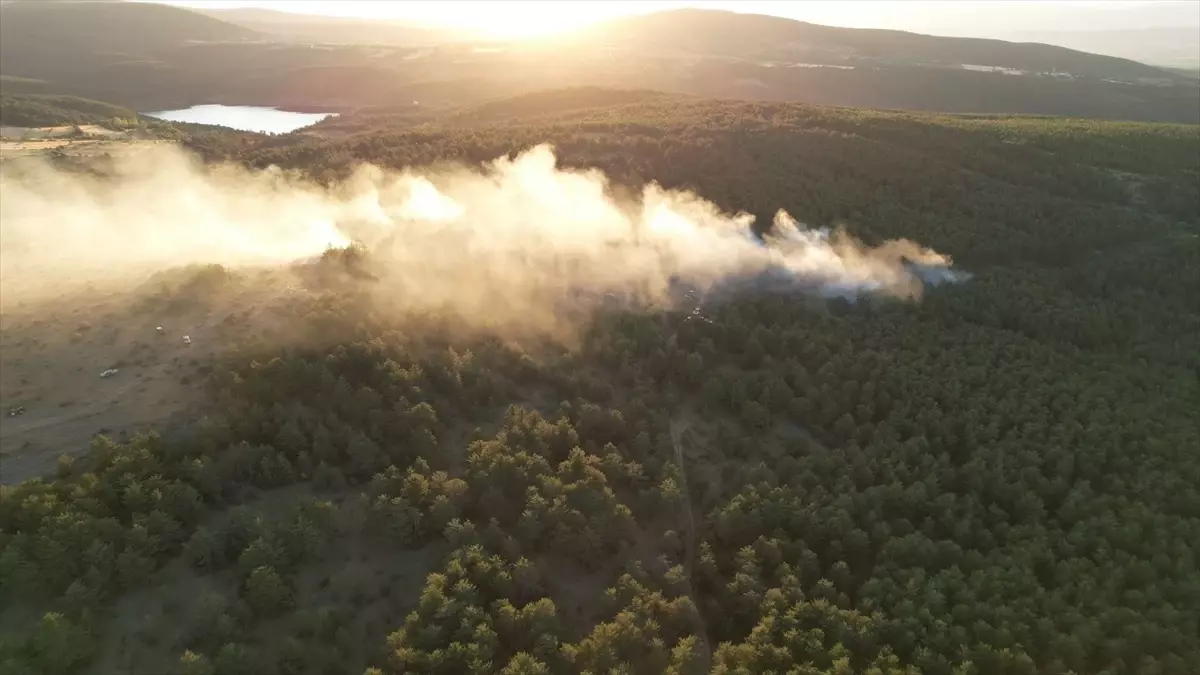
0,143 -> 967,327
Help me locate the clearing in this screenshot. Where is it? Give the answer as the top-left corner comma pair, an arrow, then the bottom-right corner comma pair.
0,124 -> 165,159
0,287 -> 210,483
0,269 -> 318,484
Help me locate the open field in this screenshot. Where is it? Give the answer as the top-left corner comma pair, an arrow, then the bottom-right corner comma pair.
0,288 -> 208,483
0,267 -> 325,484
0,133 -> 168,159
0,124 -> 125,139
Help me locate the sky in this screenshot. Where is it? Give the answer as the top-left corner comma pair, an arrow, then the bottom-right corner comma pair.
159,1 -> 1200,41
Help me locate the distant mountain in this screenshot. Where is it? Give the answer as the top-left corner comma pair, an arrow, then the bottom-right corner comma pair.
566,9 -> 1183,84
189,7 -> 470,46
0,1 -> 257,49
0,1 -> 257,82
1009,27 -> 1200,70
0,2 -> 1194,123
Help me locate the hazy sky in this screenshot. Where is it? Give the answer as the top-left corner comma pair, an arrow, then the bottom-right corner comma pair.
160,1 -> 1200,40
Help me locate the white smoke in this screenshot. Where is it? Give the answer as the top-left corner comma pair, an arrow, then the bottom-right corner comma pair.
0,143 -> 967,325
0,147 -> 351,288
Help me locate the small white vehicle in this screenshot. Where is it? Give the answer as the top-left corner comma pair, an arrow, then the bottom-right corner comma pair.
182,335 -> 192,345
100,368 -> 119,378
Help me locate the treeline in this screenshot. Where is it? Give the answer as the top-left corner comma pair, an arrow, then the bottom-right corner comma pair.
1,94 -> 1198,674
0,93 -> 138,128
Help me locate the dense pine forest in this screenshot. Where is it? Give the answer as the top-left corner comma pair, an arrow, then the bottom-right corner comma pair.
2,91 -> 1198,675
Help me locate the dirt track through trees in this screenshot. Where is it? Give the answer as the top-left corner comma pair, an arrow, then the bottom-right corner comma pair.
669,412 -> 712,665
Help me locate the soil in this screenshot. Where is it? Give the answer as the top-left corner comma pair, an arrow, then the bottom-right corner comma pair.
0,270 -> 311,484
0,288 -> 217,483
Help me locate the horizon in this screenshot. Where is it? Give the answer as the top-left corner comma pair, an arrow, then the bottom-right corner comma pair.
150,0 -> 1200,42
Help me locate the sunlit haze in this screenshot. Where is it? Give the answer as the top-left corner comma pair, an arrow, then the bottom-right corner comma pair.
155,0 -> 1200,41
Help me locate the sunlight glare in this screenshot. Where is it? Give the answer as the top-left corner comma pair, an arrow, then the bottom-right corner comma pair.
202,0 -> 674,40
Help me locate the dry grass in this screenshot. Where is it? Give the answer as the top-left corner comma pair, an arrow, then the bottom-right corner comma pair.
0,137 -> 169,159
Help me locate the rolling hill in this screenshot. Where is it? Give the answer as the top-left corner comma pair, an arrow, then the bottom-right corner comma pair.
0,2 -> 1195,123
189,7 -> 470,46
1011,27 -> 1200,70
0,1 -> 257,65
0,0 -> 257,101
567,9 -> 1183,84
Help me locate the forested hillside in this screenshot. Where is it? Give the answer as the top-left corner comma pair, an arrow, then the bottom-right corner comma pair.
0,94 -> 138,128
2,92 -> 1198,675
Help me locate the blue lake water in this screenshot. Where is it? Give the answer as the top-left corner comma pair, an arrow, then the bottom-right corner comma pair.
142,105 -> 335,134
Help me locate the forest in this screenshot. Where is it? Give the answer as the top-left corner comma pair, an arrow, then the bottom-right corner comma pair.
0,93 -> 139,128
1,90 -> 1198,675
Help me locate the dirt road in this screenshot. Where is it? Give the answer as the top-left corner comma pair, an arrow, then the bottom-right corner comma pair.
668,412 -> 711,664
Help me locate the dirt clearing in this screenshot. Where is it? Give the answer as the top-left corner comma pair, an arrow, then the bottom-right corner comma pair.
0,137 -> 169,159
0,288 -> 212,483
0,267 -> 321,484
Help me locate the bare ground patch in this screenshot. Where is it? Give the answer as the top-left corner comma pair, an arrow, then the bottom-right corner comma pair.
0,271 -> 324,484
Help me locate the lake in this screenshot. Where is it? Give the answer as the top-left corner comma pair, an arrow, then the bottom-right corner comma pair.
142,105 -> 335,134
